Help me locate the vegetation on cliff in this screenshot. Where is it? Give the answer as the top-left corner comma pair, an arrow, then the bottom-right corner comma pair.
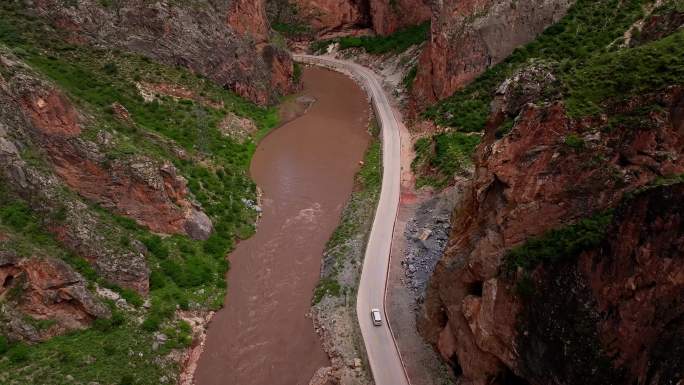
510,183 -> 684,384
0,3 -> 279,384
411,132 -> 481,188
415,0 -> 684,188
504,212 -> 614,273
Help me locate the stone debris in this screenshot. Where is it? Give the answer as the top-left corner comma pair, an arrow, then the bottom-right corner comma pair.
401,188 -> 459,304
241,198 -> 262,213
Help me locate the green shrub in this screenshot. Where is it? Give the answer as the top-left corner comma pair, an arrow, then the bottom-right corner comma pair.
495,119 -> 515,139
149,270 -> 167,290
142,235 -> 169,259
312,278 -> 342,304
92,318 -> 114,332
203,233 -> 231,259
402,64 -> 418,90
8,343 -> 30,363
357,141 -> 382,190
0,201 -> 33,230
102,62 -> 118,75
515,275 -> 536,298
292,61 -> 302,83
63,254 -> 98,282
141,314 -> 161,332
563,30 -> 684,117
563,133 -> 585,150
272,22 -> 311,38
412,132 -> 481,188
0,336 -> 8,355
118,374 -> 135,385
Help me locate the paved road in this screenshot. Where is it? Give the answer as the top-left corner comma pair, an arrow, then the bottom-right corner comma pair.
294,55 -> 409,385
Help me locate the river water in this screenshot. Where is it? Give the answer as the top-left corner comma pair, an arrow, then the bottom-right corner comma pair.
194,67 -> 371,385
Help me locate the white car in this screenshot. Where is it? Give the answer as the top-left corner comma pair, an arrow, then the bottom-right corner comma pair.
370,308 -> 382,326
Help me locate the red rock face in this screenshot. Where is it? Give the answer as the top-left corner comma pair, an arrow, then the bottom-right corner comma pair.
580,185 -> 684,383
0,254 -> 110,342
292,0 -> 371,33
518,183 -> 684,385
369,0 -> 431,35
20,91 -> 80,137
227,0 -> 271,44
289,0 -> 429,35
18,84 -> 212,240
420,86 -> 684,383
412,0 -> 573,106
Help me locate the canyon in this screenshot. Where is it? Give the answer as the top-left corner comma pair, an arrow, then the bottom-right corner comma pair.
0,0 -> 682,385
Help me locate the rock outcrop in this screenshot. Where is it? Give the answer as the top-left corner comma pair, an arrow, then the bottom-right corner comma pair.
369,0 -> 431,35
28,0 -> 296,105
419,64 -> 684,384
8,61 -> 213,241
271,0 -> 429,36
290,0 -> 372,34
412,0 -> 574,106
0,50 -> 172,294
0,253 -> 110,342
518,183 -> 684,385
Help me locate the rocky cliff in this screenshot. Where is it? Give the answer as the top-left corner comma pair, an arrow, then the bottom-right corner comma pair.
290,0 -> 372,34
28,0 -> 296,105
0,52 -> 154,294
0,2 -> 275,382
412,0 -> 573,106
369,0 -> 431,35
268,0 -> 429,37
418,20 -> 684,385
0,253 -> 111,342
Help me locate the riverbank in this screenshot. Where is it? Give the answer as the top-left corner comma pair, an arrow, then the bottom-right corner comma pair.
193,67 -> 371,385
310,117 -> 381,385
175,84 -> 318,385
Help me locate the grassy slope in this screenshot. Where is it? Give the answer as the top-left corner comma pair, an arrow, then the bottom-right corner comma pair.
412,132 -> 481,189
415,0 -> 684,188
0,3 -> 278,384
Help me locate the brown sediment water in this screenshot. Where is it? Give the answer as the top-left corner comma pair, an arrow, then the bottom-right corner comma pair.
194,67 -> 370,385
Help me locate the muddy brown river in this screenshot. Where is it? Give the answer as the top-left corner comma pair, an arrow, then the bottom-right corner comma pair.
194,67 -> 370,385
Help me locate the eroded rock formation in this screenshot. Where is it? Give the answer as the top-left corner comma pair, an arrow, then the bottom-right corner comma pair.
290,0 -> 372,34
517,183 -> 684,384
9,63 -> 213,241
0,253 -> 110,342
270,0 -> 429,36
0,50 -> 174,294
419,64 -> 684,384
412,0 -> 574,106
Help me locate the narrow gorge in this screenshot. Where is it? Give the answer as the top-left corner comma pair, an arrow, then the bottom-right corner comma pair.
0,0 -> 682,385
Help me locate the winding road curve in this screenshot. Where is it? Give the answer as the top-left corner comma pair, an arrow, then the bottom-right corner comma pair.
294,55 -> 410,385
